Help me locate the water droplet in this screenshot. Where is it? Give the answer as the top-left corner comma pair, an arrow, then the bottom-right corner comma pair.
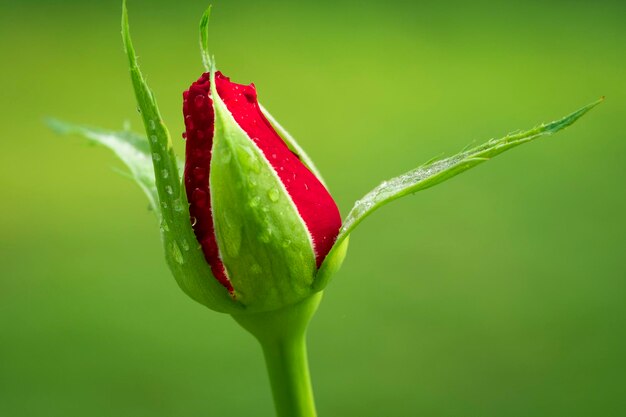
185,115 -> 194,130
249,196 -> 261,208
268,188 -> 279,202
161,201 -> 168,209
152,153 -> 161,162
162,222 -> 170,232
149,119 -> 156,131
282,239 -> 291,248
259,231 -> 271,243
192,189 -> 208,208
193,167 -> 207,183
219,147 -> 232,164
236,146 -> 260,172
161,169 -> 169,179
194,94 -> 205,109
181,239 -> 190,251
150,135 -> 157,143
171,241 -> 184,264
174,199 -> 185,212
166,185 -> 174,195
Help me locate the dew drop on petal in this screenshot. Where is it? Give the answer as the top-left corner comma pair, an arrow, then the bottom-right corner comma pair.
192,189 -> 208,208
194,94 -> 205,109
185,115 -> 194,130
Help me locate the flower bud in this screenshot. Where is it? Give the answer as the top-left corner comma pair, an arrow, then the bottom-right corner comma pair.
183,71 -> 342,312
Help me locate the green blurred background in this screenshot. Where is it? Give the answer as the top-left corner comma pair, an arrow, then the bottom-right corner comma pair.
1,0 -> 625,415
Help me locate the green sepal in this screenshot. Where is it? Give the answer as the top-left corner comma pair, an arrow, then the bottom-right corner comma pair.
315,99 -> 602,290
47,120 -> 160,215
209,66 -> 318,312
118,1 -> 243,314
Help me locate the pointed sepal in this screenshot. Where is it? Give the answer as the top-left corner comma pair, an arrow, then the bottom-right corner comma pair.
314,99 -> 603,290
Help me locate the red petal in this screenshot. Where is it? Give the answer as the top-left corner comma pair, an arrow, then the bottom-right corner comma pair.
183,75 -> 232,293
213,73 -> 341,267
184,72 -> 341,292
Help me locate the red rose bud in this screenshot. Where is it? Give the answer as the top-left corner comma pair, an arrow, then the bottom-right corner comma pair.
183,70 -> 342,312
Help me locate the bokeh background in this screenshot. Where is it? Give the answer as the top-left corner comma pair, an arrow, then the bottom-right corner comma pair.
1,0 -> 625,416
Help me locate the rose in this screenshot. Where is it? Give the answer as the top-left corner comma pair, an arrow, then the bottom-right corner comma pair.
182,70 -> 343,312
49,3 -> 600,416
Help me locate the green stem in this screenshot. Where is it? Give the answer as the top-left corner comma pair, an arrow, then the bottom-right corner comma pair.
233,293 -> 322,417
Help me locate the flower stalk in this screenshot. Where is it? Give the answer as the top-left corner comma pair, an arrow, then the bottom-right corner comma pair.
233,293 -> 322,417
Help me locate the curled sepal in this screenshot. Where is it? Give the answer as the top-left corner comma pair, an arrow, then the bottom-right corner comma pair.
207,67 -> 319,312
314,99 -> 603,291
118,1 -> 243,313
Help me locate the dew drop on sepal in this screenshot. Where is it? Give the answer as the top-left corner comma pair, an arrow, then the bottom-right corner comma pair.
173,199 -> 185,212
171,241 -> 184,264
268,188 -> 279,202
249,196 -> 261,208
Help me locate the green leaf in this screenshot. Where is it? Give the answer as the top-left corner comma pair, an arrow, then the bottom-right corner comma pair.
198,5 -> 325,183
314,99 -> 603,291
47,119 -> 159,215
121,0 -> 242,314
